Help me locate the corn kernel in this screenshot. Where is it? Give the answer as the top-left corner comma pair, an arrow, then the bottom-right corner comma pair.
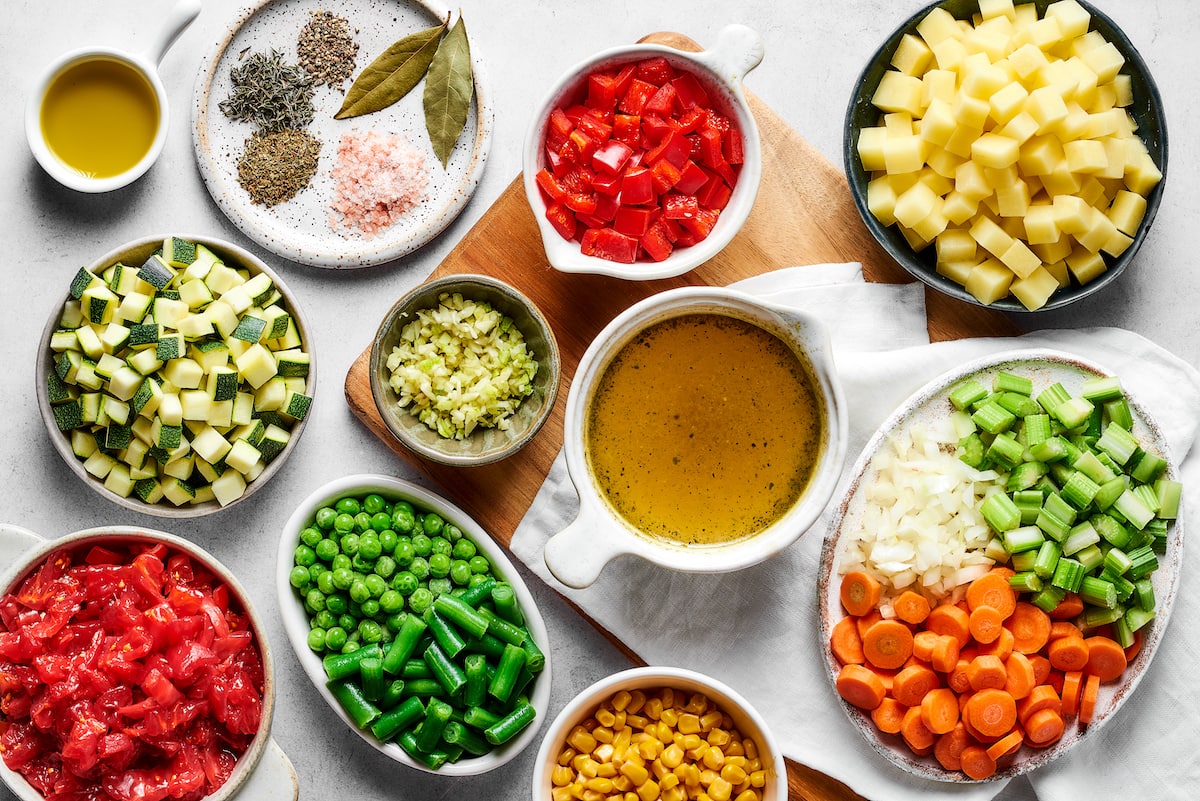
706,728 -> 731,748
581,790 -> 604,801
685,694 -> 709,715
625,793 -> 640,801
702,747 -> 725,771
720,765 -> 748,786
650,759 -> 670,781
662,787 -> 686,801
570,727 -> 598,754
659,688 -> 675,709
553,766 -> 576,786
612,691 -> 632,712
636,780 -> 660,801
675,763 -> 702,788
733,791 -> 762,801
626,714 -> 649,730
560,747 -> 579,767
659,707 -> 678,727
749,770 -> 766,788
661,743 -> 685,769
707,778 -> 734,801
644,697 -> 664,721
568,781 -> 587,800
621,761 -> 650,787
613,776 -> 633,792
552,786 -> 574,801
597,708 -> 617,728
597,762 -> 619,779
587,778 -> 615,794
627,691 -> 646,715
699,712 -> 724,732
687,742 -> 710,762
660,774 -> 680,791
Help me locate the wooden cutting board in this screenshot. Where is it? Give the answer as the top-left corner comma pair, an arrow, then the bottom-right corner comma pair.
345,32 -> 1019,800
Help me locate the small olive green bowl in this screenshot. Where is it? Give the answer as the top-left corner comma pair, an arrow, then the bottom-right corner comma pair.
844,0 -> 1168,312
368,274 -> 560,467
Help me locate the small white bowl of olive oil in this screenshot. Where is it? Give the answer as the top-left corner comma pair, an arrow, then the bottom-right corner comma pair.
25,0 -> 200,193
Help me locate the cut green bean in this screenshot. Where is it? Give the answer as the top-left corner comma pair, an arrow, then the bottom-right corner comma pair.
360,655 -> 385,702
432,593 -> 490,639
443,720 -> 491,755
379,679 -> 408,709
463,705 -> 504,730
371,695 -> 425,741
521,632 -> 546,674
324,643 -> 382,681
327,678 -> 381,729
464,653 -> 488,707
457,576 -> 497,607
404,677 -> 448,697
414,698 -> 454,753
424,607 -> 466,658
490,583 -> 525,626
476,607 -> 526,647
423,641 -> 467,696
382,614 -> 427,674
488,642 -> 527,704
484,697 -> 536,745
401,658 -> 434,679
399,730 -> 449,769
463,632 -> 507,659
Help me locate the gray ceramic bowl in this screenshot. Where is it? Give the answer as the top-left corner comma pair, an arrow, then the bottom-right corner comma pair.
844,0 -> 1167,312
35,234 -> 315,517
369,274 -> 560,466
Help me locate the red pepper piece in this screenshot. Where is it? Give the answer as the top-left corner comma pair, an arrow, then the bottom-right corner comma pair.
640,114 -> 674,144
612,64 -> 637,98
644,81 -> 677,117
613,205 -> 655,238
581,228 -> 639,263
592,140 -> 634,175
697,175 -> 734,210
673,106 -> 707,135
674,160 -> 710,195
535,169 -> 568,202
640,220 -> 675,262
592,193 -> 620,223
564,191 -> 598,215
679,207 -> 720,241
671,71 -> 710,110
620,78 -> 658,115
723,127 -> 745,165
620,167 -> 655,206
612,114 -> 642,148
636,56 -> 675,86
645,129 -> 692,168
591,170 -> 623,196
663,193 -> 699,220
586,73 -> 618,110
649,159 -> 683,193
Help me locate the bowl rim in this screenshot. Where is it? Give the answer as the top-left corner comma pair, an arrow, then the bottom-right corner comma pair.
521,34 -> 763,281
34,233 -> 315,517
274,473 -> 553,776
530,666 -> 789,801
368,273 -> 561,466
0,525 -> 276,801
842,0 -> 1169,313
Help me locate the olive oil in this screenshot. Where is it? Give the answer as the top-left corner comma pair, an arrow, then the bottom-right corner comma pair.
40,57 -> 159,179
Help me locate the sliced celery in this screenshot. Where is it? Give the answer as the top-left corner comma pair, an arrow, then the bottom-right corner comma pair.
995,371 -> 1034,396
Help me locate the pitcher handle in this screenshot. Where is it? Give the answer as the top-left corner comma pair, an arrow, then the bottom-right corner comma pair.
145,0 -> 203,66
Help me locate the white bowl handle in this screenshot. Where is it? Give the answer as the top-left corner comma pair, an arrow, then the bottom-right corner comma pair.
544,514 -> 630,590
145,0 -> 202,66
235,737 -> 298,801
694,24 -> 764,86
0,524 -> 45,568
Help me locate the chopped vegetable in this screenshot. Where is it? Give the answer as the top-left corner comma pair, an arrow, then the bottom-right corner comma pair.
384,291 -> 539,439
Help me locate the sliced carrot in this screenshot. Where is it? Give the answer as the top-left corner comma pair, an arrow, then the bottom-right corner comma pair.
1005,602 -> 1051,654
978,626 -> 1014,661
965,571 -> 1017,618
985,729 -> 1024,761
912,629 -> 940,662
966,688 -> 1017,739
1048,591 -> 1084,620
920,687 -> 961,735
967,653 -> 1007,691
968,604 -> 1006,644
894,590 -> 932,625
830,616 -> 865,666
947,658 -> 973,694
934,723 -> 972,772
892,663 -> 940,707
840,571 -> 882,617
930,635 -> 961,674
862,619 -> 914,670
901,704 -> 937,753
1047,667 -> 1065,696
870,696 -> 907,735
1017,684 -> 1062,725
1049,620 -> 1082,641
1060,670 -> 1083,717
1003,652 -> 1037,700
1123,628 -> 1144,662
1078,673 -> 1100,724
1024,707 -> 1066,745
836,663 -> 886,710
1083,635 -> 1128,682
926,603 -> 971,646
1029,653 -> 1052,686
855,608 -> 883,639
1047,635 -> 1090,672
959,744 -> 998,780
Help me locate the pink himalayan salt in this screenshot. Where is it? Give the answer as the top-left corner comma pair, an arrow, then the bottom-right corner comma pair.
329,129 -> 430,237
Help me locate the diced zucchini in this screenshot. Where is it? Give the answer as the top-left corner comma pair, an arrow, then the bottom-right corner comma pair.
176,313 -> 215,339
74,325 -> 103,359
47,371 -> 75,405
235,344 -> 278,389
156,333 -> 184,362
275,348 -> 310,379
53,400 -> 84,431
260,305 -> 291,340
122,438 -> 149,469
81,285 -> 118,325
207,365 -> 239,401
101,396 -> 130,426
108,366 -> 143,402
50,329 -> 80,352
83,450 -> 116,479
163,453 -> 195,481
152,418 -> 183,450
70,267 -> 101,300
190,484 -> 218,505
100,322 -> 131,353
128,347 -> 164,376
232,419 -> 265,446
56,350 -> 83,383
232,314 -> 267,343
180,389 -> 213,421
152,296 -> 189,328
179,277 -> 214,310
71,429 -> 98,459
195,457 -> 225,483
162,478 -> 196,506
128,322 -> 161,348
162,236 -> 197,267
231,392 -> 255,426
159,393 -> 183,426
243,272 -> 274,306
204,263 -> 245,295
205,300 -> 240,339
269,318 -> 303,350
219,284 -> 253,315
254,377 -> 287,411
281,390 -> 312,421
212,469 -> 247,506
208,400 -> 233,428
103,463 -> 135,497
225,439 -> 262,475
162,358 -> 204,390
258,424 -> 291,463
117,291 -> 154,324
103,424 -> 133,451
183,244 -> 222,280
94,353 -> 124,380
134,478 -> 165,503
191,424 -> 232,464
137,254 -> 177,290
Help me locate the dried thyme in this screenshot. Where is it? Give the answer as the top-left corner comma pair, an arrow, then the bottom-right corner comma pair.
236,129 -> 321,206
297,10 -> 359,88
220,49 -> 315,132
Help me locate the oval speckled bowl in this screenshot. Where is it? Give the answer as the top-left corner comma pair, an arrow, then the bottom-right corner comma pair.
817,348 -> 1183,782
192,0 -> 493,268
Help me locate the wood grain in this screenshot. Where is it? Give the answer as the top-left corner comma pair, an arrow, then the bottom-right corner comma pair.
344,31 -> 1020,800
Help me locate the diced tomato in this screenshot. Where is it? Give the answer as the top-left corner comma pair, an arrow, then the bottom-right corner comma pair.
613,206 -> 656,238
592,140 -> 634,175
620,78 -> 658,115
636,56 -> 674,85
544,203 -> 577,241
671,71 -> 710,110
619,167 -> 655,206
581,228 -> 639,263
644,81 -> 677,117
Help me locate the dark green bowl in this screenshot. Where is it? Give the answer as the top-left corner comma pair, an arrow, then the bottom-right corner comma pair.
843,0 -> 1168,312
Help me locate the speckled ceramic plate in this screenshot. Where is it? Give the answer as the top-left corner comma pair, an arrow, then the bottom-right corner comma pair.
193,0 -> 492,268
817,348 -> 1184,782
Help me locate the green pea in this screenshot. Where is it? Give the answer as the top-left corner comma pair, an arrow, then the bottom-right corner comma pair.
341,639 -> 360,655
365,574 -> 387,598
325,595 -> 348,617
429,552 -> 451,578
443,523 -> 463,543
359,533 -> 382,561
409,557 -> 430,581
351,554 -> 375,573
294,544 -> 317,567
335,497 -> 361,516
350,580 -> 371,604
379,589 -> 404,614
428,577 -> 452,596
364,493 -> 387,515
408,587 -> 434,614
374,555 -> 397,580
359,619 -> 384,643
316,571 -> 335,594
452,538 -> 477,560
308,564 -> 326,583
393,540 -> 415,567
385,612 -> 407,633
315,506 -> 338,530
341,533 -> 360,556
331,553 -> 352,571
360,599 -> 381,618
331,567 -> 355,591
315,539 -> 339,563
422,513 -> 445,536
449,560 -> 472,586
468,573 -> 490,588
300,526 -> 323,548
379,529 -> 398,554
338,614 -> 357,632
307,628 -> 327,651
469,555 -> 491,574
354,512 -> 373,533
304,588 -> 326,613
430,537 -> 452,556
412,534 -> 432,557
289,566 -> 311,589
370,512 -> 392,533
392,500 -> 415,518
334,513 -> 356,533
324,626 -> 348,651
313,610 -> 337,630
393,571 -> 418,596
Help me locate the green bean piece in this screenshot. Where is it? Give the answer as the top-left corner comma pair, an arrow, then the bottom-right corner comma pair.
371,695 -> 424,741
423,608 -> 466,657
490,583 -> 524,626
360,656 -> 385,702
379,678 -> 408,710
477,607 -> 526,647
327,678 -> 381,729
521,632 -> 545,674
323,643 -> 382,681
405,678 -> 448,697
463,632 -> 507,659
399,730 -> 449,769
442,720 -> 490,755
382,614 -> 428,674
484,697 -> 536,745
432,593 -> 490,639
463,653 -> 488,708
462,705 -> 503,731
401,658 -> 434,679
423,641 -> 467,696
488,642 -> 527,704
414,698 -> 454,753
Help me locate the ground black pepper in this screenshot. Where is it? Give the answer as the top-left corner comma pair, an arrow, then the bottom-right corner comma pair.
297,10 -> 359,88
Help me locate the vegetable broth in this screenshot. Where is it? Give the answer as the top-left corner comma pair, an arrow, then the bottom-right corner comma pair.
585,312 -> 824,546
40,57 -> 159,179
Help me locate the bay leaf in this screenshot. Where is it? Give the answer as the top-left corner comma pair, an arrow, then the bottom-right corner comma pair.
423,16 -> 474,168
334,19 -> 447,120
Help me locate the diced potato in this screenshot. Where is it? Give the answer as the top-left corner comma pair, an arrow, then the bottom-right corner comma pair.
965,260 -> 1015,304
943,190 -> 981,224
873,71 -> 925,116
989,82 -> 1030,125
1125,146 -> 1163,195
866,176 -> 899,225
953,93 -> 991,129
1023,204 -> 1059,244
1046,0 -> 1092,40
936,228 -> 979,263
971,133 -> 1020,168
923,69 -> 958,104
1026,86 -> 1069,133
919,98 -> 958,146
883,135 -> 925,173
916,7 -> 963,45
979,0 -> 1016,20
931,35 -> 969,70
998,110 -> 1039,144
1010,266 -> 1061,310
1107,190 -> 1147,236
996,180 -> 1031,218
999,238 -> 1042,279
1066,246 -> 1107,284
936,259 -> 979,286
1102,230 -> 1134,258
856,128 -> 888,171
892,33 -> 934,75
894,181 -> 940,228
1064,139 -> 1107,173
970,215 -> 1013,257
1032,235 -> 1074,265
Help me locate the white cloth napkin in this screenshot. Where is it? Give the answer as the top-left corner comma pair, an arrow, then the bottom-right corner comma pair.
509,265 -> 1200,800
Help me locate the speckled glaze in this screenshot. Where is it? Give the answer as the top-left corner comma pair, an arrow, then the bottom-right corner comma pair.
192,0 -> 493,268
816,349 -> 1184,783
34,234 -> 316,518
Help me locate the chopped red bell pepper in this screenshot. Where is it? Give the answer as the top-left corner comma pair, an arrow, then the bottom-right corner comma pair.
636,56 -> 675,85
620,78 -> 658,115
663,194 -> 699,220
672,71 -> 710,110
613,205 -> 656,238
644,81 -> 677,117
581,227 -> 639,263
674,160 -> 710,195
545,203 -> 577,240
592,140 -> 635,175
586,73 -> 618,110
650,159 -> 683,193
620,167 -> 655,206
